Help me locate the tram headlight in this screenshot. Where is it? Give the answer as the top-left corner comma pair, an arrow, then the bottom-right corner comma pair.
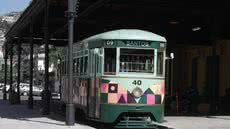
132,87 -> 143,98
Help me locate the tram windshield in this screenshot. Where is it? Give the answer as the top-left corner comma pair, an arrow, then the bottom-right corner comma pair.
120,49 -> 155,73
104,48 -> 116,75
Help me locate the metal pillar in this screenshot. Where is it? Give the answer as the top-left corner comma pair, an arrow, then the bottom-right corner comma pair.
211,23 -> 220,114
28,17 -> 34,109
206,15 -> 220,114
170,59 -> 174,96
16,42 -> 21,104
9,42 -> 13,104
3,45 -> 8,100
66,0 -> 77,125
42,0 -> 51,115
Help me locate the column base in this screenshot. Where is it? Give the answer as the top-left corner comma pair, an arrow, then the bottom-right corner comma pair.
66,103 -> 75,125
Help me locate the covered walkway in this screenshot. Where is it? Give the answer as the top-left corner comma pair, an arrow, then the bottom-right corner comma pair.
2,0 -> 230,126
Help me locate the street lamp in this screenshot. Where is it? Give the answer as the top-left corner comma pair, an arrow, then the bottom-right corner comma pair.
166,52 -> 178,114
165,52 -> 174,95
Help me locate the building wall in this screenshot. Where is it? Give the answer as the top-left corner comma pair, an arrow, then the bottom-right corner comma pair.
216,40 -> 230,96
172,45 -> 212,95
172,40 -> 230,98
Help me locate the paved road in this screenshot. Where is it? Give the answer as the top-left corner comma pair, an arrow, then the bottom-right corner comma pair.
0,91 -> 98,129
1,91 -> 230,129
163,116 -> 230,129
0,100 -> 98,129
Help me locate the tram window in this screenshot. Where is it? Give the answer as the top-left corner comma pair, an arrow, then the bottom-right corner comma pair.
104,48 -> 116,75
76,58 -> 80,74
73,59 -> 77,73
157,51 -> 164,76
84,56 -> 88,73
120,49 -> 154,73
80,57 -> 84,74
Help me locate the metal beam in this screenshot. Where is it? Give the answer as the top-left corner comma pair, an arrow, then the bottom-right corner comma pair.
13,37 -> 68,42
9,42 -> 13,104
50,0 -> 110,38
42,0 -> 51,115
3,45 -> 8,100
5,0 -> 45,38
28,17 -> 34,109
16,41 -> 21,104
78,0 -> 111,17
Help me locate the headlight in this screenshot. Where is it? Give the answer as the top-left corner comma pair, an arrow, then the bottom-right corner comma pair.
132,87 -> 143,98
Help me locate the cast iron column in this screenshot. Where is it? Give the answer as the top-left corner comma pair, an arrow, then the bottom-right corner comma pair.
206,15 -> 220,114
42,0 -> 51,115
16,42 -> 21,104
210,17 -> 220,114
28,19 -> 34,109
3,45 -> 8,100
9,42 -> 13,104
66,0 -> 77,125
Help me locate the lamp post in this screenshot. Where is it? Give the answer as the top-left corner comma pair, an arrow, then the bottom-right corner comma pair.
66,0 -> 77,125
170,53 -> 174,96
57,59 -> 62,99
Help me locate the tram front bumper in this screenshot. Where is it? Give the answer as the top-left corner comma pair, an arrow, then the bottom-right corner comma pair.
100,104 -> 164,123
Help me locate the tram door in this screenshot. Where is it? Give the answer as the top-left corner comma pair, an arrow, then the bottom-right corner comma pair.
88,49 -> 100,119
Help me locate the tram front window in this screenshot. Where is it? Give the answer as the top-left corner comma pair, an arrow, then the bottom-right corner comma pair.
120,49 -> 154,73
104,48 -> 116,75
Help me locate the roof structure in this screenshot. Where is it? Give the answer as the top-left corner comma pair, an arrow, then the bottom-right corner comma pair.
4,0 -> 230,47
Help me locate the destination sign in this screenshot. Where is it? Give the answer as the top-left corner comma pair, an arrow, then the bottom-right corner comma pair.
103,40 -> 164,48
125,41 -> 150,47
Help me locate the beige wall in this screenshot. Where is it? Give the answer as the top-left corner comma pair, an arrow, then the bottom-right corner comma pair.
172,45 -> 212,94
172,40 -> 230,97
216,40 -> 230,96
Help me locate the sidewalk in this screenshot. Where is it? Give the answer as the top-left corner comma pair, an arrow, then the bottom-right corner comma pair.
163,116 -> 230,129
0,100 -> 95,129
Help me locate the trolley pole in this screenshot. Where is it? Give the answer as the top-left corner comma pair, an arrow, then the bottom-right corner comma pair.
66,0 -> 76,125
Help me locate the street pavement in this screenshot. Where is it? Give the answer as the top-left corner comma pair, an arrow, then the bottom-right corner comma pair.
1,91 -> 230,129
0,92 -> 97,129
163,116 -> 230,129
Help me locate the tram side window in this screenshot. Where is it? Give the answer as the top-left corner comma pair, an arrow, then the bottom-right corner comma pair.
80,57 -> 84,74
76,58 -> 80,74
157,51 -> 164,76
84,56 -> 88,73
73,59 -> 77,73
104,48 -> 116,75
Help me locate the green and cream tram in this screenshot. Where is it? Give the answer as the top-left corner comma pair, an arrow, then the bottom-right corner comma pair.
61,29 -> 166,128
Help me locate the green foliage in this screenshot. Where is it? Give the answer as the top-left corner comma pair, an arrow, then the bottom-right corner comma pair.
49,46 -> 65,67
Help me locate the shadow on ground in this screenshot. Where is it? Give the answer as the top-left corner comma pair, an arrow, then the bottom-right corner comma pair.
0,93 -> 171,129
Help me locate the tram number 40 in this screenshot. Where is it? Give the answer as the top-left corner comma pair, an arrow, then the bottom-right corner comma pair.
132,80 -> 142,86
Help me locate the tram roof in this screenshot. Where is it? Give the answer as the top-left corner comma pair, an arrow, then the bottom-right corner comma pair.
83,29 -> 166,43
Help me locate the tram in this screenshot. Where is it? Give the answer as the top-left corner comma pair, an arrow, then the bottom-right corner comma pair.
60,29 -> 166,128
